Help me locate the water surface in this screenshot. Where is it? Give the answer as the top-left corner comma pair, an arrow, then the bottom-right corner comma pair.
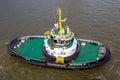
0,0 -> 120,80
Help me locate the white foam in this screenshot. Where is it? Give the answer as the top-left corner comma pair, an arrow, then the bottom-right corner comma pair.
0,65 -> 3,69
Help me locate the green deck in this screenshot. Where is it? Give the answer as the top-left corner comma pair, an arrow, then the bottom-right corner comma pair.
15,37 -> 99,63
15,37 -> 44,60
74,41 -> 99,63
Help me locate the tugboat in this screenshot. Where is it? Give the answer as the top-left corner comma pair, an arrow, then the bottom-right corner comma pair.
8,8 -> 111,69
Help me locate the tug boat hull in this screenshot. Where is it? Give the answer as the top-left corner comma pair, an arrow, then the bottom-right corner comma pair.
8,36 -> 111,70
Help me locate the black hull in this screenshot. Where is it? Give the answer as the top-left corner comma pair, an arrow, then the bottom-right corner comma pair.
7,38 -> 111,70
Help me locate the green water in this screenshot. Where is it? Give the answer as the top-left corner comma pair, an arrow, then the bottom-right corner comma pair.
0,0 -> 120,80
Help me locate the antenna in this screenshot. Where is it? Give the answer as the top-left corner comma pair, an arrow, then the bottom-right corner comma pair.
53,8 -> 57,26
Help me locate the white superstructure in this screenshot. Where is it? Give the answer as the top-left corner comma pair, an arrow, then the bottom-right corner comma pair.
43,8 -> 79,63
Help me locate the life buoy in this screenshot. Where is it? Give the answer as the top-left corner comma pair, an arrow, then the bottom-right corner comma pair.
64,41 -> 67,47
82,41 -> 86,46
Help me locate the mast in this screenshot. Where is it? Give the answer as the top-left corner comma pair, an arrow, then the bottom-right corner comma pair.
57,8 -> 64,34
